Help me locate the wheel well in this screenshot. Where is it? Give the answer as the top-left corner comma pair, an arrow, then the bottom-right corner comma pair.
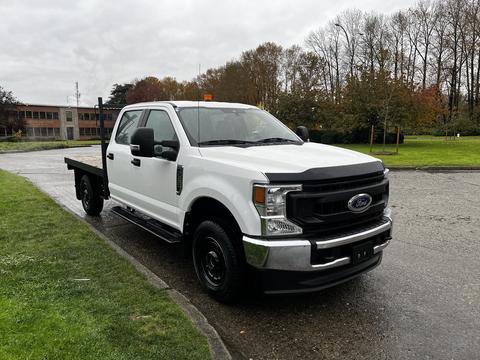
184,197 -> 242,242
74,170 -> 104,200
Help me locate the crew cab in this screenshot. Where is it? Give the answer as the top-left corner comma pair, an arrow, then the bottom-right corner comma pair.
65,100 -> 392,302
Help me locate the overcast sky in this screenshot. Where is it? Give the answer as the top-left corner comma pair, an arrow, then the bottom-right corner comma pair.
1,0 -> 416,106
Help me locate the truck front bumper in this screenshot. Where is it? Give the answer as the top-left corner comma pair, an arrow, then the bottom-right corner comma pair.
243,208 -> 393,292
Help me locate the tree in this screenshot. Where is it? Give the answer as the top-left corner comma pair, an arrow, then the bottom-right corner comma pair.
241,42 -> 284,110
0,85 -> 21,133
105,83 -> 133,106
126,77 -> 166,104
107,0 -> 480,137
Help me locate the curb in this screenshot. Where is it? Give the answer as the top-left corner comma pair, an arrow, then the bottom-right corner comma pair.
0,144 -> 95,154
28,182 -> 232,360
85,223 -> 232,360
389,166 -> 480,171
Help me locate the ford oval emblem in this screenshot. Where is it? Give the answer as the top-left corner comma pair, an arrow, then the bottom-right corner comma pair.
347,193 -> 372,213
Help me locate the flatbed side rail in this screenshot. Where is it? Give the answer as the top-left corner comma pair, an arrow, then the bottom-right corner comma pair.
64,157 -> 104,178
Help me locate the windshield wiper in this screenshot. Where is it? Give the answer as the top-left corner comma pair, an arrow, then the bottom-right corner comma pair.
255,137 -> 299,144
198,139 -> 255,146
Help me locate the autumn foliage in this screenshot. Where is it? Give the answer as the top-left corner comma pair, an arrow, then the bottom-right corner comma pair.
105,0 -> 480,136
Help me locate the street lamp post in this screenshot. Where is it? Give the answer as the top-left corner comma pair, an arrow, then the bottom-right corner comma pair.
335,23 -> 354,78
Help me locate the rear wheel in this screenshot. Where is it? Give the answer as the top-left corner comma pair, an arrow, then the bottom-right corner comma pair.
192,219 -> 246,303
80,174 -> 103,216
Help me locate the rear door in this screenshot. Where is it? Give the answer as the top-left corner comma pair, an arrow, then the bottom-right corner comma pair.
107,109 -> 144,206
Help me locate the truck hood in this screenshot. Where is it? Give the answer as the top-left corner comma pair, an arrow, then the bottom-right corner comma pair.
198,142 -> 382,175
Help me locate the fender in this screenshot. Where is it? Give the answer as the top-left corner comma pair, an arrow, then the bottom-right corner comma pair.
179,172 -> 263,236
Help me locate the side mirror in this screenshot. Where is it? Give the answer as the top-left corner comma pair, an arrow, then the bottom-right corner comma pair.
161,149 -> 178,161
160,139 -> 179,150
130,128 -> 154,157
296,126 -> 309,142
158,139 -> 179,161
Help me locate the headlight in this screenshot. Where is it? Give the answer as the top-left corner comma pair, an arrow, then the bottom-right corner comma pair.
383,168 -> 390,206
253,184 -> 303,236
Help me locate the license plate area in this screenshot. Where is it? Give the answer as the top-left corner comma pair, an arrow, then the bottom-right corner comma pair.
352,241 -> 374,264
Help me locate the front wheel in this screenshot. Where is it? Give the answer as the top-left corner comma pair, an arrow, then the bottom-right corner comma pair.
192,219 -> 246,303
79,174 -> 103,216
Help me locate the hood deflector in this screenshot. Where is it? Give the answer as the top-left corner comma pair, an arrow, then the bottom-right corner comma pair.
265,162 -> 384,183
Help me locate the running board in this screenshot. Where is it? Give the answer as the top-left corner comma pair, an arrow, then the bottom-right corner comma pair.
111,206 -> 182,244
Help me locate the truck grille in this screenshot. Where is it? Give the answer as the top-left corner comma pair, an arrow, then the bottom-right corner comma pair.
286,171 -> 388,236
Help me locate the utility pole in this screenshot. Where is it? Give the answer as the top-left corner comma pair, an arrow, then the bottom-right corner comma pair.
75,81 -> 81,107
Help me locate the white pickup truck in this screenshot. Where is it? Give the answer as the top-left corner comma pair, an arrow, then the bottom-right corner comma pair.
65,100 -> 392,302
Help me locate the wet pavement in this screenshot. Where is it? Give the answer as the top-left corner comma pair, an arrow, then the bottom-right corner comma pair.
1,146 -> 479,360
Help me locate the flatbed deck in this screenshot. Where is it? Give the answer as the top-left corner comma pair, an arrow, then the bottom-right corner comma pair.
65,155 -> 104,178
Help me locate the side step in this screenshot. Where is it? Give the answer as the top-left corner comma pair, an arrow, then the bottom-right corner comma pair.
111,206 -> 182,244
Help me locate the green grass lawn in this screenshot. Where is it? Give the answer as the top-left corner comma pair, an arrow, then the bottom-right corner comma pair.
336,136 -> 480,167
0,170 -> 210,360
0,140 -> 101,153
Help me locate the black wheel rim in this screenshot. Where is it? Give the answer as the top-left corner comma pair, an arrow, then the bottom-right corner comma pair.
197,236 -> 226,287
81,183 -> 90,209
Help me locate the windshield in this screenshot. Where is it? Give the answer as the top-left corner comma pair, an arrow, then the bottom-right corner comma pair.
176,107 -> 302,146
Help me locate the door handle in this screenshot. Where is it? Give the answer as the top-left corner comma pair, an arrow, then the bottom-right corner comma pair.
107,153 -> 114,160
131,158 -> 141,167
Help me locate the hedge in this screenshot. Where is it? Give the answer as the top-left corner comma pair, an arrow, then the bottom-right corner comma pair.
309,128 -> 404,145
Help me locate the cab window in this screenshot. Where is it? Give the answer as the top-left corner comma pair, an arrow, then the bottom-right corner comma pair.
145,110 -> 178,148
115,110 -> 143,145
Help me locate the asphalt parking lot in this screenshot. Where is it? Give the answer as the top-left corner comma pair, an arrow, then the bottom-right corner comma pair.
1,146 -> 479,360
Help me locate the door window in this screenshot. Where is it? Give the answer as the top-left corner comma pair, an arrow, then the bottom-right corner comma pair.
115,110 -> 143,145
145,110 -> 178,149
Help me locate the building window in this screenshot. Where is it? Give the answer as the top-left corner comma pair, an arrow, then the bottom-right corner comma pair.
33,111 -> 39,119
48,128 -> 54,136
40,112 -> 46,119
84,113 -> 90,120
46,112 -> 53,119
79,113 -> 84,120
107,113 -> 113,121
79,128 -> 85,136
66,111 -> 73,122
53,112 -> 59,119
54,128 -> 60,136
27,128 -> 34,137
26,111 -> 32,118
41,128 -> 47,136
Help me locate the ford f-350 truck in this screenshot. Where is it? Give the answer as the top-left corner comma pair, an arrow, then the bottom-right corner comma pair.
65,100 -> 392,302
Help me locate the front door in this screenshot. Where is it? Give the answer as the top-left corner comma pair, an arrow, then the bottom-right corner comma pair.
131,109 -> 180,229
66,127 -> 74,140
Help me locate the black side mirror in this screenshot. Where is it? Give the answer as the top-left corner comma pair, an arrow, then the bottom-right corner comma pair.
160,139 -> 179,150
130,128 -> 154,157
296,126 -> 309,142
161,149 -> 178,161
158,139 -> 179,161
